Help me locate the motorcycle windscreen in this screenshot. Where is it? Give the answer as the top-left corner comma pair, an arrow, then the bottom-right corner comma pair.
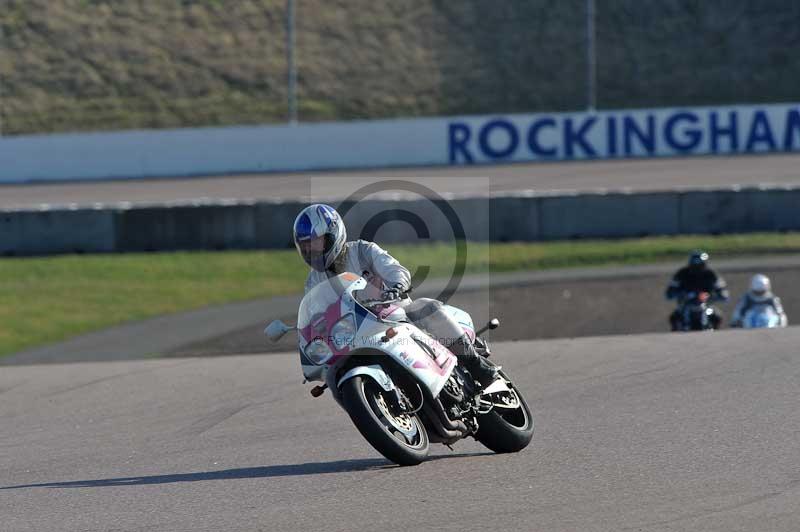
297,273 -> 364,381
297,272 -> 362,342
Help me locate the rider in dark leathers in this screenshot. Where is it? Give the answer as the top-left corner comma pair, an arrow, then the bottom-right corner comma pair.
665,251 -> 730,330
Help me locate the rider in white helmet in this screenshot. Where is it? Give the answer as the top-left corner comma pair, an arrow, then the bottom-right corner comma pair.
730,274 -> 788,327
293,203 -> 499,386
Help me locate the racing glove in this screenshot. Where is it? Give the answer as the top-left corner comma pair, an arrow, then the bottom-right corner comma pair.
381,284 -> 406,302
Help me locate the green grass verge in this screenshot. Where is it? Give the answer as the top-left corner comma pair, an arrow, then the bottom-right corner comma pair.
3,232 -> 800,358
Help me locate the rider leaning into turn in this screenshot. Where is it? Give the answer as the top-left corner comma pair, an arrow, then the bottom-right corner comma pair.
665,250 -> 730,330
292,203 -> 499,387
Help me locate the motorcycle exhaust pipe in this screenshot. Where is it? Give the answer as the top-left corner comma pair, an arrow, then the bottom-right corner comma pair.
419,385 -> 469,437
434,398 -> 469,433
422,403 -> 468,440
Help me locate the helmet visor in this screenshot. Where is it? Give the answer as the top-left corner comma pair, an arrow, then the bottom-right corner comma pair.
297,234 -> 334,271
689,254 -> 708,266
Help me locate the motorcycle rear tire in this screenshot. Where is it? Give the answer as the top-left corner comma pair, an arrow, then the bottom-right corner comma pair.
475,374 -> 534,454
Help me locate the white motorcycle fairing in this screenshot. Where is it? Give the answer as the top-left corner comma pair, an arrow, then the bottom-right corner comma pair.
440,304 -> 476,343
337,365 -> 394,392
266,271 -> 535,465
743,304 -> 785,329
297,273 -> 458,403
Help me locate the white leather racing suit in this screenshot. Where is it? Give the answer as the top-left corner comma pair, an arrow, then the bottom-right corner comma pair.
731,293 -> 788,327
304,239 -> 467,348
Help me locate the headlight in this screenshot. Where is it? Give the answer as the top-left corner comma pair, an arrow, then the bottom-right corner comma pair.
304,337 -> 333,365
330,314 -> 356,350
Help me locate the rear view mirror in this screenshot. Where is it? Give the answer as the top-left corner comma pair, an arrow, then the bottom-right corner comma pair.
264,320 -> 296,342
475,317 -> 501,337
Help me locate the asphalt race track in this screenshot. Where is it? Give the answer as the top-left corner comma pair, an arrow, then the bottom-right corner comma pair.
3,153 -> 800,208
4,154 -> 800,531
3,329 -> 800,532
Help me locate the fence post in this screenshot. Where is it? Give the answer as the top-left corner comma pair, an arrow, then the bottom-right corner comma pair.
0,21 -> 4,135
287,0 -> 298,124
586,0 -> 597,111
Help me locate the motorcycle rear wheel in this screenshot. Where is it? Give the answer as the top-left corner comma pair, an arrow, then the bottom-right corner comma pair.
475,373 -> 534,453
341,376 -> 430,466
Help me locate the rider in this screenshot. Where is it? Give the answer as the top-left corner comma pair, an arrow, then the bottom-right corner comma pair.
665,250 -> 730,330
292,203 -> 499,386
730,274 -> 788,327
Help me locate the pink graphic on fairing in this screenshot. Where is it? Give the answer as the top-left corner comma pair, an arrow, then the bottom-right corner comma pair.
299,295 -> 351,360
461,323 -> 476,343
375,303 -> 400,320
412,353 -> 455,377
412,357 -> 445,376
409,335 -> 456,377
430,340 -> 457,371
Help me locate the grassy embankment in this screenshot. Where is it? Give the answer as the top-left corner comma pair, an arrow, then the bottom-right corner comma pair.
2,233 -> 800,358
4,1 -> 797,135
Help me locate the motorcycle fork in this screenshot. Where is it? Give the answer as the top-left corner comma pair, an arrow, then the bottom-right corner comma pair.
384,367 -> 424,415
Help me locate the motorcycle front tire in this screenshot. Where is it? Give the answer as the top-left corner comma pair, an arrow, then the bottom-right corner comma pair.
341,376 -> 430,466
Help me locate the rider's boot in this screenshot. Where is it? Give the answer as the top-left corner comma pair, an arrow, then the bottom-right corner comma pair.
452,334 -> 499,387
710,311 -> 722,330
669,310 -> 680,331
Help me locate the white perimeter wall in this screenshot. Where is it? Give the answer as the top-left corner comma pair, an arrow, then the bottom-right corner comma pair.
2,102 -> 799,183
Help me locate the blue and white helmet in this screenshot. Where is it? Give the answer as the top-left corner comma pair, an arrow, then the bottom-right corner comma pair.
293,204 -> 347,272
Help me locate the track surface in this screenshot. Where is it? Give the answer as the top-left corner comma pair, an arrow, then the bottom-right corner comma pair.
3,330 -> 800,532
4,154 -> 800,530
2,153 -> 800,208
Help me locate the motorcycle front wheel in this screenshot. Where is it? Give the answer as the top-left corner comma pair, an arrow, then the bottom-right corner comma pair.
341,375 -> 430,466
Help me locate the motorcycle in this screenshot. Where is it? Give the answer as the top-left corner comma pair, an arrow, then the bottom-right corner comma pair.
264,272 -> 534,466
742,304 -> 785,329
675,291 -> 719,331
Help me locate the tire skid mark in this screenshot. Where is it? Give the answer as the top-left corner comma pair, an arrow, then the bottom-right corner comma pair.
623,479 -> 800,530
180,403 -> 251,437
0,381 -> 26,396
558,361 -> 682,387
44,360 -> 194,398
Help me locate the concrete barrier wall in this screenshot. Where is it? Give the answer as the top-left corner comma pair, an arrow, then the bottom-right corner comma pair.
750,188 -> 800,231
1,187 -> 798,256
0,208 -> 116,255
3,102 -> 800,184
114,204 -> 260,251
538,192 -> 681,240
678,188 -> 800,234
